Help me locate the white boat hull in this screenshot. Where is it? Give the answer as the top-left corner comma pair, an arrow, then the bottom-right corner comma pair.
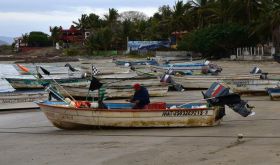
223,79 -> 280,94
37,102 -> 223,129
171,75 -> 261,89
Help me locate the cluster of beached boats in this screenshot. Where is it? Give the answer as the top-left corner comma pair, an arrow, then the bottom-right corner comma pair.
1,57 -> 279,129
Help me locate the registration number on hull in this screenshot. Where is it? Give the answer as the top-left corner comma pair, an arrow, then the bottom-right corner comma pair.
162,110 -> 212,117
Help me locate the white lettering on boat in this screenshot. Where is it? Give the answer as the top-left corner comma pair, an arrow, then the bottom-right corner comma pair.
224,80 -> 250,87
162,110 -> 211,117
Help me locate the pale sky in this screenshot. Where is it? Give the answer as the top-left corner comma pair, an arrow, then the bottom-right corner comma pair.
0,0 -> 187,37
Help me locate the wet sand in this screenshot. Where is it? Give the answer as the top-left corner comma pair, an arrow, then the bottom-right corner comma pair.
0,60 -> 280,165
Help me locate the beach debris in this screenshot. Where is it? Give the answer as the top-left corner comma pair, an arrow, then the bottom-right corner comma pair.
237,133 -> 244,142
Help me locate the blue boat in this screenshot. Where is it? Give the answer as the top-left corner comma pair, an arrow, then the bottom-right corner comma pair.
150,61 -> 222,75
114,59 -> 158,66
266,87 -> 280,100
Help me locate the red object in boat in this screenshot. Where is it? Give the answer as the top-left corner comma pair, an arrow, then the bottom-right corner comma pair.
75,101 -> 91,108
147,102 -> 166,110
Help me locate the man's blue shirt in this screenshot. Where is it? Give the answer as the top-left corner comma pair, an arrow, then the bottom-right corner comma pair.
132,86 -> 150,106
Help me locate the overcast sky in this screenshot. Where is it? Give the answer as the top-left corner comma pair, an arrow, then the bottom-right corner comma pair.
0,0 -> 187,37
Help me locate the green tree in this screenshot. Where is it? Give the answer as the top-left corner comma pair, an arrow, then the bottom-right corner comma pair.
190,0 -> 212,28
50,26 -> 62,46
120,11 -> 148,22
85,27 -> 113,53
104,8 -> 119,29
21,33 -> 29,46
250,0 -> 280,47
177,24 -> 255,58
73,13 -> 103,30
28,31 -> 51,47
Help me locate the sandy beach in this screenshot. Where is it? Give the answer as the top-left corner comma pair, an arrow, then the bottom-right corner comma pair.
0,60 -> 280,165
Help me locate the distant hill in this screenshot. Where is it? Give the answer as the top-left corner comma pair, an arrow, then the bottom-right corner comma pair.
0,36 -> 14,45
0,40 -> 8,45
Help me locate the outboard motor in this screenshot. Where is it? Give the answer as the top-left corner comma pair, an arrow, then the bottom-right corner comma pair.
203,82 -> 254,117
166,68 -> 174,75
250,67 -> 262,74
201,63 -> 222,75
260,73 -> 268,80
208,63 -> 222,74
160,74 -> 172,83
160,74 -> 183,91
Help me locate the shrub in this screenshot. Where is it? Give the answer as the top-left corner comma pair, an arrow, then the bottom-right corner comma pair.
64,48 -> 79,56
177,24 -> 257,58
28,31 -> 52,47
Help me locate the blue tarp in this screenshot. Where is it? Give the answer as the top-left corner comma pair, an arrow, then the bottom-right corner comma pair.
128,41 -> 170,51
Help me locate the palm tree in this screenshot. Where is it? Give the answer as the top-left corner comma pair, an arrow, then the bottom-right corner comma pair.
21,33 -> 29,46
200,0 -> 239,24
50,26 -> 62,46
190,0 -> 212,28
104,8 -> 119,29
86,13 -> 103,29
233,0 -> 261,25
251,0 -> 280,47
171,1 -> 187,31
73,14 -> 88,30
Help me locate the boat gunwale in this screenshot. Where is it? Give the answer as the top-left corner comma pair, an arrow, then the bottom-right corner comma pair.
37,102 -> 214,113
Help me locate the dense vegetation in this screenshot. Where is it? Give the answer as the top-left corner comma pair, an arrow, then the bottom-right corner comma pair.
27,32 -> 52,47
51,0 -> 280,58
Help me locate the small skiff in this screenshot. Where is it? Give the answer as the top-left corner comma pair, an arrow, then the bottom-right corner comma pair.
222,79 -> 280,94
56,79 -> 168,99
36,101 -> 225,129
5,76 -> 86,89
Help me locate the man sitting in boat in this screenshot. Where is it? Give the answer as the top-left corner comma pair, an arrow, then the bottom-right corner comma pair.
127,83 -> 150,109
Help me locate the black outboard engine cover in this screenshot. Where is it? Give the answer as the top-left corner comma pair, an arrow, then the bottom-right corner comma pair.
203,82 -> 254,117
260,73 -> 268,80
203,82 -> 230,104
160,74 -> 172,83
250,67 -> 262,74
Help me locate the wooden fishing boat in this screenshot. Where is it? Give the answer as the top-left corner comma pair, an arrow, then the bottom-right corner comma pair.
114,59 -> 158,66
266,87 -> 280,100
150,62 -> 207,73
170,74 -> 260,89
171,75 -> 221,89
97,72 -> 156,80
57,85 -> 168,99
36,100 -> 225,129
0,90 -> 48,104
56,80 -> 168,99
5,75 -> 86,89
37,82 -> 255,129
222,79 -> 280,94
16,64 -> 79,75
155,51 -> 194,62
80,65 -> 132,75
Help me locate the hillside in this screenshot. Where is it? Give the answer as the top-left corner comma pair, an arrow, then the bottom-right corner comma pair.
0,47 -> 79,63
0,40 -> 8,45
0,36 -> 13,45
